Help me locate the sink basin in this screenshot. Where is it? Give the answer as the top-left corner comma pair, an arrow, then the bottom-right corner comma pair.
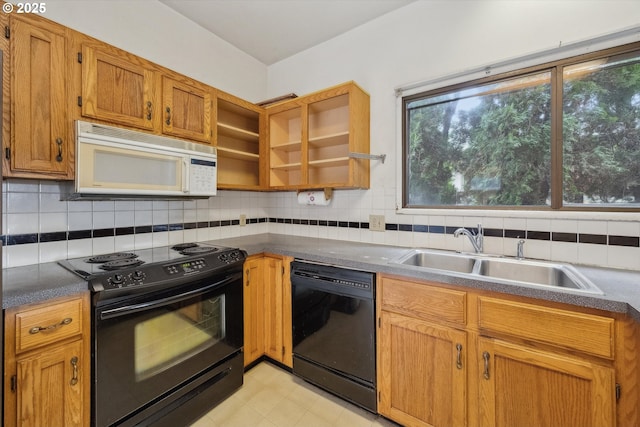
391,249 -> 602,294
475,258 -> 602,293
390,249 -> 477,274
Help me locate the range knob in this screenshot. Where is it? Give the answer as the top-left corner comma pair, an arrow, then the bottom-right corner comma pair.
111,274 -> 124,286
132,270 -> 145,281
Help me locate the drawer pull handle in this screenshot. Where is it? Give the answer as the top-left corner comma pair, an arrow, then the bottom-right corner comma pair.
165,106 -> 171,125
456,343 -> 463,369
146,101 -> 153,120
482,351 -> 491,380
29,317 -> 73,334
70,356 -> 79,386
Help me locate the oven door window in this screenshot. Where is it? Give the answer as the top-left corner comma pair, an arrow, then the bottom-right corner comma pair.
135,295 -> 225,381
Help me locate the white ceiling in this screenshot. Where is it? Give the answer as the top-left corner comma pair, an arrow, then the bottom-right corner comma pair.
159,0 -> 415,65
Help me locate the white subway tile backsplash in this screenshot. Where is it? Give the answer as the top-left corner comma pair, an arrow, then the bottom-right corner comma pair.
7,192 -> 38,214
40,212 -> 67,233
6,213 -> 39,234
3,181 -> 640,274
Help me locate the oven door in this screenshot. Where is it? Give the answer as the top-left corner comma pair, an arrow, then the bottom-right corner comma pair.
93,270 -> 243,427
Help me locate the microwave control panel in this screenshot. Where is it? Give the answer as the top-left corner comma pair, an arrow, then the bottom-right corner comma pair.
189,158 -> 217,195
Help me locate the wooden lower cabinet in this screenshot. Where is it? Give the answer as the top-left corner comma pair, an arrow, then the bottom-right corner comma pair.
378,311 -> 467,427
377,274 -> 625,427
477,337 -> 615,427
243,254 -> 293,368
4,293 -> 90,427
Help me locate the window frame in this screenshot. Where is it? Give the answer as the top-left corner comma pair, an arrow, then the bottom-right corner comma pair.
400,40 -> 640,212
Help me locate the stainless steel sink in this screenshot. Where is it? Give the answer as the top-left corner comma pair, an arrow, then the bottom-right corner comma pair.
390,249 -> 477,274
391,249 -> 602,294
475,258 -> 602,293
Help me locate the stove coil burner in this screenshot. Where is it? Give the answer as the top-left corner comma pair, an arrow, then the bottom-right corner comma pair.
171,242 -> 199,251
179,246 -> 218,255
86,252 -> 139,263
100,258 -> 145,271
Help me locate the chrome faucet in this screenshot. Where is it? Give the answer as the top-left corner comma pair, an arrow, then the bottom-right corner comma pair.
453,224 -> 483,253
516,239 -> 525,260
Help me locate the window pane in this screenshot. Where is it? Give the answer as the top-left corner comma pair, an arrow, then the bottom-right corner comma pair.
405,72 -> 552,207
563,51 -> 640,206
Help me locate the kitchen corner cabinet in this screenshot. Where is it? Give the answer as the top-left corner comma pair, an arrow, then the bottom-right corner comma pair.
4,14 -> 72,179
215,91 -> 266,189
4,293 -> 91,427
243,254 -> 293,368
377,274 -> 628,427
266,81 -> 370,190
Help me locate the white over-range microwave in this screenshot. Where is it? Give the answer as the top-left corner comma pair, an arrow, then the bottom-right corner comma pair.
73,120 -> 217,198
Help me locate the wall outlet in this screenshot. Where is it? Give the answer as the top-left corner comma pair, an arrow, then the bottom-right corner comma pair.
369,214 -> 385,232
239,214 -> 246,226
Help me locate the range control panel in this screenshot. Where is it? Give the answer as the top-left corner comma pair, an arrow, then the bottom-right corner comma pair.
93,249 -> 245,292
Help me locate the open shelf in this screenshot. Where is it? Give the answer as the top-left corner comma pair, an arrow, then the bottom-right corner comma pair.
308,131 -> 349,148
308,157 -> 349,168
217,122 -> 259,141
217,146 -> 260,162
271,140 -> 302,152
216,94 -> 264,189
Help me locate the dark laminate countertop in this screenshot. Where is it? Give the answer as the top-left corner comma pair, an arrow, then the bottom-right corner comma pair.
4,233 -> 640,322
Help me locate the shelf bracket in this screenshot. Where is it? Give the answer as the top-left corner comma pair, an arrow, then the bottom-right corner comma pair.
349,152 -> 387,164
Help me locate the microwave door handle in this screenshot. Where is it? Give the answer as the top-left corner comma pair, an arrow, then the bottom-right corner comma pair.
182,158 -> 189,193
98,272 -> 242,320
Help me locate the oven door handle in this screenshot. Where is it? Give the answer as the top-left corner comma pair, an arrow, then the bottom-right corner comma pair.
98,272 -> 242,320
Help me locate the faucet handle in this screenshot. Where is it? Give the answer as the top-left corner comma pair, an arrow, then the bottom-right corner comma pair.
476,223 -> 483,234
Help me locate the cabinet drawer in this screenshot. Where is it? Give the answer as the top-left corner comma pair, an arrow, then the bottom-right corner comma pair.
478,296 -> 614,359
15,298 -> 84,353
381,276 -> 466,326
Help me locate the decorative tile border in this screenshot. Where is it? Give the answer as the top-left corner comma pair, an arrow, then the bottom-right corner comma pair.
1,217 -> 637,248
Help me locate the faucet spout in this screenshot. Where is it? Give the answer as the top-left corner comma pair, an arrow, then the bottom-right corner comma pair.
453,224 -> 484,253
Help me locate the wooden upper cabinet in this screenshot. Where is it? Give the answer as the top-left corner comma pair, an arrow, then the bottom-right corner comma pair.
80,43 -> 159,131
8,15 -> 71,178
215,91 -> 266,189
266,81 -> 370,190
162,76 -> 213,143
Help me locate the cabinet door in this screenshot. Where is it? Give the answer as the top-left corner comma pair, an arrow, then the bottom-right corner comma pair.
16,339 -> 84,427
378,311 -> 467,427
162,76 -> 212,143
263,256 -> 294,366
81,44 -> 158,130
477,337 -> 615,427
243,257 -> 264,366
10,16 -> 69,177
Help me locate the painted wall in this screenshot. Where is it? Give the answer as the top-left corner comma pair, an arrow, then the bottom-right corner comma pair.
3,0 -> 640,271
266,0 -> 640,271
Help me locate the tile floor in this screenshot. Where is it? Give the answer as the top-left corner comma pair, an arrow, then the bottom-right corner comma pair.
191,362 -> 399,427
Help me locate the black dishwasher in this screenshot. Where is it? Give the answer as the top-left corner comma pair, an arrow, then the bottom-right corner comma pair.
291,260 -> 376,412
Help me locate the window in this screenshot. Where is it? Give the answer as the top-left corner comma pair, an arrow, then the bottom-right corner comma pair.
403,42 -> 640,210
